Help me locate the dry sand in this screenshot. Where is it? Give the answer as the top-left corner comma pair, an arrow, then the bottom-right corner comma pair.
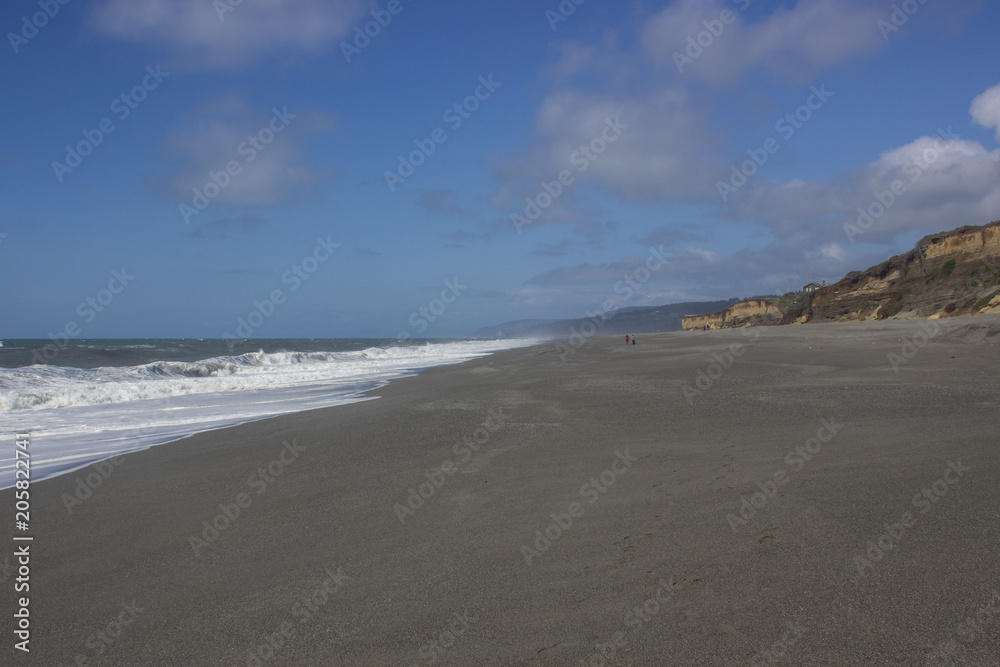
8,315 -> 1000,665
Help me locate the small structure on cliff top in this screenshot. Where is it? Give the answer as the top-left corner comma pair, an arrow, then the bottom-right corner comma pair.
802,282 -> 822,293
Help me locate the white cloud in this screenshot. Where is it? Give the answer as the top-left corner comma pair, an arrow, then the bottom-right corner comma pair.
90,0 -> 372,69
683,246 -> 723,264
640,0 -> 884,83
733,134 -> 1000,246
971,81 -> 1000,141
149,96 -> 332,207
491,1 -> 894,223
491,0 -> 996,279
514,242 -> 848,313
491,87 -> 720,213
812,242 -> 849,263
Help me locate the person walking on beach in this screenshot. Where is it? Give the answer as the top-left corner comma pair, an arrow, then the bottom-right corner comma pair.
632,335 -> 636,345
625,335 -> 629,345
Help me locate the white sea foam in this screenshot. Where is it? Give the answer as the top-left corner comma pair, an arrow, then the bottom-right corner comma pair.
0,339 -> 535,488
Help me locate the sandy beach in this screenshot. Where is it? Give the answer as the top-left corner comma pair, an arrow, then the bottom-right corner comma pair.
10,316 -> 1000,665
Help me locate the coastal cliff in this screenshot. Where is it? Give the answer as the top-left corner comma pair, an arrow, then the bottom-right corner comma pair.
682,220 -> 1000,330
682,298 -> 783,330
812,221 -> 1000,322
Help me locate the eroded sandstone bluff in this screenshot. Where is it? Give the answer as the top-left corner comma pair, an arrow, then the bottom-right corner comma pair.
682,220 -> 1000,330
681,299 -> 783,330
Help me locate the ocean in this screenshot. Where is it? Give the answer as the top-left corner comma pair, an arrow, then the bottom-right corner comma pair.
0,338 -> 532,488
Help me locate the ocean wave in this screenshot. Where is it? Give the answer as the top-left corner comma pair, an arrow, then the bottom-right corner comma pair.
0,340 -> 531,413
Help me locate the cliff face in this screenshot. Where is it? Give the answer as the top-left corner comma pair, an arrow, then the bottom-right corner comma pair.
682,299 -> 782,330
811,221 -> 1000,322
923,223 -> 1000,261
682,312 -> 726,330
682,220 -> 1000,331
729,299 -> 783,322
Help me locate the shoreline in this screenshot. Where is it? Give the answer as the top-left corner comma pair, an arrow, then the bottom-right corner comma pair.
0,338 -> 536,489
9,315 -> 1000,664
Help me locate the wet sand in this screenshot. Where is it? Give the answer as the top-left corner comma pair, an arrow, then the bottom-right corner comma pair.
10,315 -> 1000,665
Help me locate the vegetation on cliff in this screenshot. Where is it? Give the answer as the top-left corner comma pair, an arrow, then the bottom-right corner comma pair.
683,220 -> 1000,330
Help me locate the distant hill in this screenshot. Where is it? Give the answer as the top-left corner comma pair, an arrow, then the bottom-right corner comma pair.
470,319 -> 551,339
472,300 -> 736,340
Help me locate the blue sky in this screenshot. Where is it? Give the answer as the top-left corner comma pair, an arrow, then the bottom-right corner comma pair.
2,0 -> 999,339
